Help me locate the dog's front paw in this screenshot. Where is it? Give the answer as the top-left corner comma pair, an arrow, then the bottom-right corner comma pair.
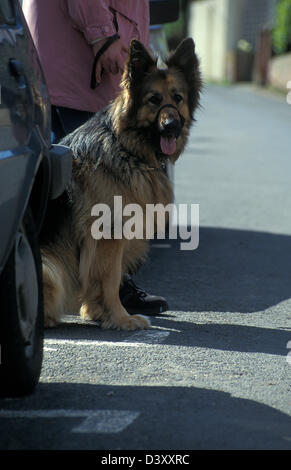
102,314 -> 151,330
122,314 -> 151,330
80,302 -> 103,321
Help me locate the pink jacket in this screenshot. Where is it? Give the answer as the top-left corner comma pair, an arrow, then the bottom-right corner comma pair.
22,0 -> 149,112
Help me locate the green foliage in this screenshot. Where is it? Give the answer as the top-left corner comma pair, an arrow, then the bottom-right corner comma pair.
272,0 -> 291,54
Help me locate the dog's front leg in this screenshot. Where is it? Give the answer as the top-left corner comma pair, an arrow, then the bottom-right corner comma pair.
80,237 -> 150,330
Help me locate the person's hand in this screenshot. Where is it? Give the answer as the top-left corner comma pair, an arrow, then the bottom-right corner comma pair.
92,38 -> 128,84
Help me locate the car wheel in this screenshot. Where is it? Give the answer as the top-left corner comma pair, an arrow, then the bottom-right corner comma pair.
0,207 -> 44,397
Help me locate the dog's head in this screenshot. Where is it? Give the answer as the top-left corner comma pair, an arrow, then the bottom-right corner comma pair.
114,37 -> 202,162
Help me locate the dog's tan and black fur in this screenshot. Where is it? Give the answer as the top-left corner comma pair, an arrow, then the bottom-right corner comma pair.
42,38 -> 202,330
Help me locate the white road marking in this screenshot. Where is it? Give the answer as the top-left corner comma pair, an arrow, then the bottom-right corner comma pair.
0,409 -> 139,434
123,330 -> 170,344
44,329 -> 170,348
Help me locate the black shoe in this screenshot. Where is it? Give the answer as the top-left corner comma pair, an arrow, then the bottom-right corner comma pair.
119,277 -> 168,316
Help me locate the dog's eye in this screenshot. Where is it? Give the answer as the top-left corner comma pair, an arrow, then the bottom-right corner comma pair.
173,94 -> 183,104
148,95 -> 161,106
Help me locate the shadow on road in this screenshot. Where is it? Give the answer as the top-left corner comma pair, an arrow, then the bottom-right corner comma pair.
1,382 -> 290,450
44,314 -> 290,356
137,226 -> 291,314
44,226 -> 291,356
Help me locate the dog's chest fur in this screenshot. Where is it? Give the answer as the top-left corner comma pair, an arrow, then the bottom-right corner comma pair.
64,109 -> 173,211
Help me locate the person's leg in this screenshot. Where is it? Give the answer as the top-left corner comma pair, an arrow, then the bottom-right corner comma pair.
51,105 -> 94,142
119,274 -> 168,316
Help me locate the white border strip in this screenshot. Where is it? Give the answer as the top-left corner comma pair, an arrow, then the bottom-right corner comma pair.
45,330 -> 169,348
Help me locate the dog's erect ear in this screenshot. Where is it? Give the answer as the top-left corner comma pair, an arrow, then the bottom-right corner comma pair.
167,37 -> 202,120
125,39 -> 156,83
167,37 -> 198,75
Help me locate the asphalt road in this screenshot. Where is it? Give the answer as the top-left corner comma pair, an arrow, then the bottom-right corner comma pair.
0,84 -> 291,451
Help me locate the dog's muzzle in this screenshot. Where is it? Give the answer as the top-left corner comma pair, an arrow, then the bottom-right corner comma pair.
155,104 -> 185,156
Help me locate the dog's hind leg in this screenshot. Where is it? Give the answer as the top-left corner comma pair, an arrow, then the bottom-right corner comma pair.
42,252 -> 66,327
79,235 -> 104,322
79,237 -> 150,330
42,243 -> 81,327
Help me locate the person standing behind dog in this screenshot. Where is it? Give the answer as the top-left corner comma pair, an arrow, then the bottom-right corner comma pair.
22,0 -> 169,316
22,0 -> 150,139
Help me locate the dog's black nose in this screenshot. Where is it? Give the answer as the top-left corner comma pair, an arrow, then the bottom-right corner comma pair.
161,117 -> 181,137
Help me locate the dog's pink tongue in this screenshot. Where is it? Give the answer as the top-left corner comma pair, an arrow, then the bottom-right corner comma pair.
160,136 -> 176,155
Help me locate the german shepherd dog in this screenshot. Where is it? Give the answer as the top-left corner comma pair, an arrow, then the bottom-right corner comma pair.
42,38 -> 202,330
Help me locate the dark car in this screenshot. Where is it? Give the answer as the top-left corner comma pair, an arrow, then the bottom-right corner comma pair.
0,0 -> 72,397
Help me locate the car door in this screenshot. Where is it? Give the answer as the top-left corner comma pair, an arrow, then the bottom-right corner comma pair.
0,0 -> 51,273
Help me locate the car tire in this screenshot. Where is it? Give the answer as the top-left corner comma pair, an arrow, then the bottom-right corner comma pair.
0,206 -> 44,397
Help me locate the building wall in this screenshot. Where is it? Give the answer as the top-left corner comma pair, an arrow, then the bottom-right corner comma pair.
188,0 -> 230,81
240,0 -> 276,48
188,0 -> 276,82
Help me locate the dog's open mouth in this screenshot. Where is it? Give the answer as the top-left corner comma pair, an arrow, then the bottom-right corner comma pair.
160,135 -> 177,155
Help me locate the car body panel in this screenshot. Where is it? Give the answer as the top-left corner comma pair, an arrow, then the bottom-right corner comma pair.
0,0 -> 71,274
